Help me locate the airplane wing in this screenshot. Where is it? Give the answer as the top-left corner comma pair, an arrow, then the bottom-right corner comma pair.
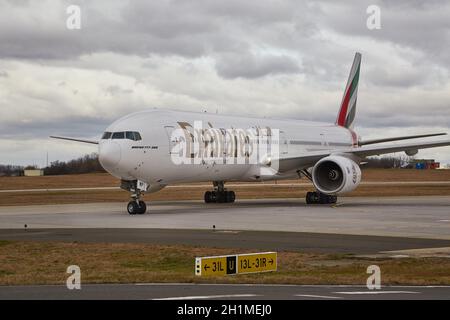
359,132 -> 447,146
346,138 -> 450,158
50,135 -> 99,145
277,138 -> 450,172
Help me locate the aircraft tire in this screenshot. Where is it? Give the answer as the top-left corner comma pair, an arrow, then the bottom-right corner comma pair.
204,191 -> 212,203
138,201 -> 147,214
216,192 -> 225,203
328,195 -> 337,204
127,201 -> 139,215
229,191 -> 235,203
305,192 -> 314,204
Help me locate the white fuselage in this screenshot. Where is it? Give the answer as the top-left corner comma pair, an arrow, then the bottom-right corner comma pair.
98,109 -> 356,190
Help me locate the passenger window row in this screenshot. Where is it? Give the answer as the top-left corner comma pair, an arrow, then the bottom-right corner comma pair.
102,131 -> 142,141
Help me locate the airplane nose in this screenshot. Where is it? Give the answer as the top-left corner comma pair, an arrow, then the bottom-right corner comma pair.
99,141 -> 121,170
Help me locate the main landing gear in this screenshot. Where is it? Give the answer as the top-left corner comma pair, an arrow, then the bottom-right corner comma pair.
121,180 -> 147,214
305,191 -> 337,204
299,169 -> 337,205
204,181 -> 236,203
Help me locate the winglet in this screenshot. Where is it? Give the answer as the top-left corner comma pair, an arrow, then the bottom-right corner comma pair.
336,52 -> 361,129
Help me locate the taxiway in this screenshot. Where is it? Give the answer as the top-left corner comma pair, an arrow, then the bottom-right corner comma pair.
0,197 -> 449,240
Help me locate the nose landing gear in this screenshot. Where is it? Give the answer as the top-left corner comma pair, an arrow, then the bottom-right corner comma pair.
127,200 -> 146,215
204,181 -> 236,203
121,180 -> 147,214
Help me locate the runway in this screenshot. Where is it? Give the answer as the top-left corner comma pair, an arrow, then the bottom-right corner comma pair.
0,283 -> 449,300
0,196 -> 449,240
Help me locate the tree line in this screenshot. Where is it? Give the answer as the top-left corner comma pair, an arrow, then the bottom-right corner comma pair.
0,153 -> 105,176
363,155 -> 411,169
44,153 -> 105,175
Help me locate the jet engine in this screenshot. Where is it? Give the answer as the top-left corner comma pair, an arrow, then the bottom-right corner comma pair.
405,149 -> 418,156
312,155 -> 361,195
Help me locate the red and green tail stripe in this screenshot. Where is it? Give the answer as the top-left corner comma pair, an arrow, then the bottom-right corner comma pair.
336,53 -> 361,128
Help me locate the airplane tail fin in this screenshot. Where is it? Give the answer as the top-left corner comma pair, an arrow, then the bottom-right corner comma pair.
336,52 -> 361,129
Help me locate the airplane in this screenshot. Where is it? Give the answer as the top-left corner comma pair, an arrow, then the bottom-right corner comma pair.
51,52 -> 450,214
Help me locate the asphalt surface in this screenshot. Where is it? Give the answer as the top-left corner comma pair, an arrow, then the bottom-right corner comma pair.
0,284 -> 449,300
1,197 -> 449,300
1,228 -> 450,254
1,197 -> 450,239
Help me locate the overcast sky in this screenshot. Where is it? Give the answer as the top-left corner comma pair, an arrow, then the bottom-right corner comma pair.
0,0 -> 449,167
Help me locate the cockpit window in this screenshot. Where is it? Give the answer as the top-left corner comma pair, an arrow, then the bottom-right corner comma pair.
102,132 -> 112,139
108,131 -> 142,140
125,131 -> 142,141
134,132 -> 142,141
112,132 -> 125,139
126,131 -> 135,140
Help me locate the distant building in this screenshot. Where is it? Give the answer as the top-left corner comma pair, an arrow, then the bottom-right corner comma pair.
23,169 -> 44,176
410,159 -> 440,170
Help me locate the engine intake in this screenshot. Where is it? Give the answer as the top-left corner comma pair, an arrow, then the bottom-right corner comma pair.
312,155 -> 361,195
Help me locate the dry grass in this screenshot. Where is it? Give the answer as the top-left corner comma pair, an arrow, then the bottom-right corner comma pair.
361,168 -> 450,181
0,241 -> 449,286
2,169 -> 450,190
0,173 -> 118,190
0,169 -> 449,206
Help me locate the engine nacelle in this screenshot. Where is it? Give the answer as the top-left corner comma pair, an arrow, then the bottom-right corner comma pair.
405,149 -> 418,156
312,155 -> 361,195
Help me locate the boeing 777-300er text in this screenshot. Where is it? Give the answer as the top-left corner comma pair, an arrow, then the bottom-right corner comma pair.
51,53 -> 450,214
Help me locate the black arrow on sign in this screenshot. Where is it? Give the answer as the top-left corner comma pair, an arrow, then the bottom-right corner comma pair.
269,259 -> 274,265
204,264 -> 210,271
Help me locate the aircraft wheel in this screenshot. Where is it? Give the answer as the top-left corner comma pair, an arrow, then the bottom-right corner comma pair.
306,192 -> 337,204
228,191 -> 236,203
204,191 -> 212,203
328,195 -> 337,204
305,192 -> 314,204
216,192 -> 225,203
127,201 -> 139,215
137,201 -> 147,214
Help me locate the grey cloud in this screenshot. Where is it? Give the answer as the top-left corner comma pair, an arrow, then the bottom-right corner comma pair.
316,0 -> 450,68
358,113 -> 450,128
0,116 -> 111,139
105,85 -> 134,96
0,0 -> 449,164
366,67 -> 426,87
0,0 -> 310,77
215,52 -> 301,79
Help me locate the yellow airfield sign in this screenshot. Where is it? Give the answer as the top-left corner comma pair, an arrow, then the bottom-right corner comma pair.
237,252 -> 277,274
195,252 -> 277,276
